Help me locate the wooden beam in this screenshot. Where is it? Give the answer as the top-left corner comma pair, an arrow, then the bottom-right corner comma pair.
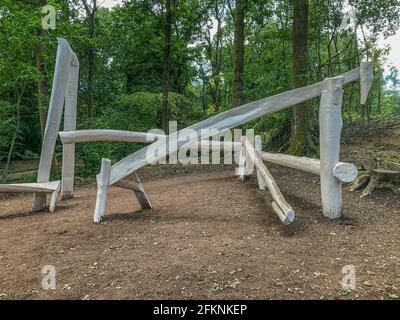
61,51 -> 79,199
33,38 -> 72,212
59,130 -> 165,145
243,138 -> 295,225
262,152 -> 358,183
0,181 -> 60,193
93,158 -> 111,223
319,77 -> 345,219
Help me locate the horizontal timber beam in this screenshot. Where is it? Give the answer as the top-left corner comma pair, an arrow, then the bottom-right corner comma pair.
262,152 -> 358,183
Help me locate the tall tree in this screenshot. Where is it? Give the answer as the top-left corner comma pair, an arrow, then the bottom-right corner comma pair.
232,0 -> 246,108
162,0 -> 173,133
287,0 -> 311,155
82,0 -> 97,126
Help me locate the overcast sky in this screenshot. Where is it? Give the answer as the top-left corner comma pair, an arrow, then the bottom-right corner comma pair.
101,0 -> 400,74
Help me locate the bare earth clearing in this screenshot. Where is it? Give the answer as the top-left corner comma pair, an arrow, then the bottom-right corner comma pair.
0,161 -> 399,300
1,122 -> 400,300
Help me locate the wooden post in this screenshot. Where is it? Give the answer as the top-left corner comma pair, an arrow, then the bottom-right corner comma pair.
33,38 -> 72,212
61,52 -> 79,199
93,158 -> 112,223
319,76 -> 345,219
236,139 -> 247,181
255,136 -> 267,190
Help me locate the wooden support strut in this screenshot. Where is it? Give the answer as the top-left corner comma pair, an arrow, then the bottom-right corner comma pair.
255,136 -> 267,190
114,173 -> 152,210
242,137 -> 295,225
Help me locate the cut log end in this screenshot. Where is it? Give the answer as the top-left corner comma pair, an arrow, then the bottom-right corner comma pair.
272,202 -> 295,225
333,162 -> 358,183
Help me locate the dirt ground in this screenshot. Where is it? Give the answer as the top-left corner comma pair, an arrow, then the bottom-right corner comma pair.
0,163 -> 399,300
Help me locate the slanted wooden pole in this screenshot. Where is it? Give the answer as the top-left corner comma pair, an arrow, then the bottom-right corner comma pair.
243,138 -> 295,225
61,52 -> 79,199
319,76 -> 345,219
114,173 -> 152,210
93,158 -> 112,223
255,136 -> 267,190
33,38 -> 72,212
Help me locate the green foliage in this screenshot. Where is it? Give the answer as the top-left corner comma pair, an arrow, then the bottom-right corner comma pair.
1,0 -> 400,180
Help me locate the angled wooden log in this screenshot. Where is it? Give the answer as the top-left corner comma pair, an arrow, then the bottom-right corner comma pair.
114,173 -> 152,210
261,152 -> 358,183
49,182 -> 61,213
255,136 -> 267,190
243,138 -> 295,225
319,77 -> 345,219
61,51 -> 79,199
33,38 -> 72,212
93,158 -> 112,223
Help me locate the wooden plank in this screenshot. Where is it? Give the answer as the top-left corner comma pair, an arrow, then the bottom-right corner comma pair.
93,159 -> 111,223
107,67 -> 362,186
33,38 -> 72,212
61,51 -> 79,198
0,181 -> 60,193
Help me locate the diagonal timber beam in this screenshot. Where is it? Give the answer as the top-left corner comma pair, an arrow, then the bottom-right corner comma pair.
242,137 -> 295,225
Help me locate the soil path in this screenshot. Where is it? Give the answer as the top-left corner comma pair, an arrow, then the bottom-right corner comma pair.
0,165 -> 399,300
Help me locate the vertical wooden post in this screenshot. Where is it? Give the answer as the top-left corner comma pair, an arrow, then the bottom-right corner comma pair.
33,38 -> 72,212
94,158 -> 112,223
61,52 -> 79,199
319,76 -> 345,219
255,135 -> 267,190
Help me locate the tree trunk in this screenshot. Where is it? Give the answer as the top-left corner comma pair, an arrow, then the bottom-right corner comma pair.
232,0 -> 245,109
87,10 -> 95,126
35,0 -> 49,139
287,0 -> 310,156
82,0 -> 96,127
162,0 -> 172,134
2,86 -> 24,182
36,38 -> 49,139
